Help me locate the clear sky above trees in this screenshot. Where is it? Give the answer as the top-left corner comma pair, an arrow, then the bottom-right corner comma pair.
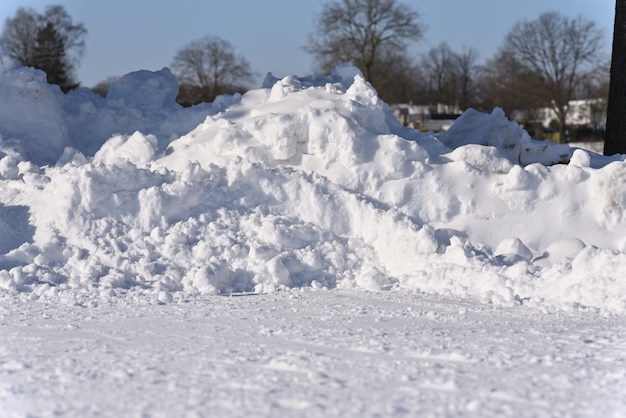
0,0 -> 614,88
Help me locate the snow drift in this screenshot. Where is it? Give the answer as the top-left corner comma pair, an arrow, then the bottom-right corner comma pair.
0,49 -> 625,312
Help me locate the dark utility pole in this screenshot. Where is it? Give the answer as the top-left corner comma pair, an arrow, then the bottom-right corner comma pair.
605,0 -> 626,155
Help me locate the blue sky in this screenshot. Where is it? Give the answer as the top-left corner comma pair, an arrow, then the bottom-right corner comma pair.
0,0 -> 615,88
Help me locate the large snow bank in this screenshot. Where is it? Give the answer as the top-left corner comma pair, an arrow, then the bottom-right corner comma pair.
0,51 -> 625,312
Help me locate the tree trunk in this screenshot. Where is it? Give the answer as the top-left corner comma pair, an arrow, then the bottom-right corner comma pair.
556,108 -> 567,143
604,0 -> 626,155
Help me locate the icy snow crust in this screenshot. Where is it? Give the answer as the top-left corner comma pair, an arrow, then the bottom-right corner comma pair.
1,51 -> 626,312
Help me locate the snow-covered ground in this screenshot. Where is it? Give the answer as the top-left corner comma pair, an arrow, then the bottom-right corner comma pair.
2,290 -> 626,417
1,48 -> 626,416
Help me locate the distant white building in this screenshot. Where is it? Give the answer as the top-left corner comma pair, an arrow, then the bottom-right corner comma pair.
390,103 -> 462,132
512,98 -> 607,130
509,98 -> 606,142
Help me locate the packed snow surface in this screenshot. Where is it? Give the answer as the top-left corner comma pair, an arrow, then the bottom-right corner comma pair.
2,291 -> 626,417
1,49 -> 626,417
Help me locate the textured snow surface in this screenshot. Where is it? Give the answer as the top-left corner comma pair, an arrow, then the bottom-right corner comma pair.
2,290 -> 626,418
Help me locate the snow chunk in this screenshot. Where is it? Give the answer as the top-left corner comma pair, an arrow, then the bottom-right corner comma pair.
93,132 -> 158,167
569,148 -> 591,168
495,237 -> 533,262
447,144 -> 513,173
0,154 -> 20,179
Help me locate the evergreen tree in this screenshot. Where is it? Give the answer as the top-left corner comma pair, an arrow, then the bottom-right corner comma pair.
32,22 -> 77,92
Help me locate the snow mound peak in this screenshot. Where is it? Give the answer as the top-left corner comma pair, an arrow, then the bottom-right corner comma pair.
105,67 -> 180,110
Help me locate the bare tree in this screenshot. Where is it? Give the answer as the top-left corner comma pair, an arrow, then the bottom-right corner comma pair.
0,5 -> 87,91
503,11 -> 604,142
605,1 -> 626,155
454,47 -> 481,110
171,35 -> 253,104
420,43 -> 457,106
91,76 -> 121,97
419,43 -> 481,110
478,49 -> 544,116
0,7 -> 39,66
374,50 -> 424,104
305,0 -> 424,100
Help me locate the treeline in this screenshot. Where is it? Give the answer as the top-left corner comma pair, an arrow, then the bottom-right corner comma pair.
0,2 -> 609,141
305,1 -> 607,144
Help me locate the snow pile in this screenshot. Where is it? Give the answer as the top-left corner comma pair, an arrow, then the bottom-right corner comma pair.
439,107 -> 571,166
0,49 -> 69,165
0,50 -> 625,312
